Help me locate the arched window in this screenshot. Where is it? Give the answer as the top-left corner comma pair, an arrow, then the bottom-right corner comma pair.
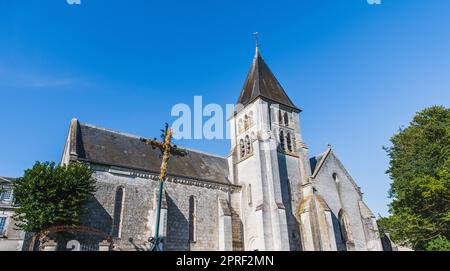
279,130 -> 285,152
284,112 -> 289,126
286,133 -> 293,152
239,139 -> 245,158
189,196 -> 197,242
248,111 -> 254,127
278,110 -> 283,125
332,173 -> 338,183
245,135 -> 252,155
111,187 -> 124,238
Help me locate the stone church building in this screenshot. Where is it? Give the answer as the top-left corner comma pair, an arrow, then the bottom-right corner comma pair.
61,45 -> 383,251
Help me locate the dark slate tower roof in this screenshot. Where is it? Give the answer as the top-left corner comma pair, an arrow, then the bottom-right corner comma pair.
236,47 -> 300,112
64,119 -> 230,185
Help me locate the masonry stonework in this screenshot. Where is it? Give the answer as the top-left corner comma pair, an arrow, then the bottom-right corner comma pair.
58,45 -> 382,251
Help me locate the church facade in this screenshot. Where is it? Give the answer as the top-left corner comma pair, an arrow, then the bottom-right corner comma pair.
61,46 -> 383,251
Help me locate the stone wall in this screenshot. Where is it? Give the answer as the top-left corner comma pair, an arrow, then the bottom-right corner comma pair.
312,152 -> 382,251
74,152 -> 381,252
278,153 -> 303,251
0,209 -> 25,251
83,164 -> 234,251
0,182 -> 26,251
230,191 -> 244,251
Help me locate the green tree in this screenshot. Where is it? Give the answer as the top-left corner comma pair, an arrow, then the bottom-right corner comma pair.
13,161 -> 96,233
382,105 -> 450,251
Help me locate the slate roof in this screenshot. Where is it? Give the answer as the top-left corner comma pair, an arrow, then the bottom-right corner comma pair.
309,148 -> 331,177
65,119 -> 230,185
236,47 -> 300,112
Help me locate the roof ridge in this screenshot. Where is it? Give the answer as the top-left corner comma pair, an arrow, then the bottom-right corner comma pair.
80,122 -> 143,140
0,176 -> 15,182
311,147 -> 332,178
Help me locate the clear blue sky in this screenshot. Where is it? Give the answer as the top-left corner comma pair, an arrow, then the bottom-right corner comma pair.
1,0 -> 449,216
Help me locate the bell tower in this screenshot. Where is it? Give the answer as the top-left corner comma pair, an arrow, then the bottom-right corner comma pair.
228,38 -> 311,251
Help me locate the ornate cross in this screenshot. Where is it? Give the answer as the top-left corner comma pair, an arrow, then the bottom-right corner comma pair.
140,123 -> 187,251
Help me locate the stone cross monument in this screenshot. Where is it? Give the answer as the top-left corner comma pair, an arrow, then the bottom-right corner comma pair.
140,123 -> 187,251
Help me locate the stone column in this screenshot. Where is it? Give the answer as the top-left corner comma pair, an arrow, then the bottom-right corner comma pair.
298,183 -> 316,251
367,217 -> 383,251
218,199 -> 233,251
300,212 -> 315,251
230,191 -> 244,251
324,210 -> 338,251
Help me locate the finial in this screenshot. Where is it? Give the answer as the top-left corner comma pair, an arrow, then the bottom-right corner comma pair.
327,144 -> 332,149
253,32 -> 259,48
253,32 -> 259,56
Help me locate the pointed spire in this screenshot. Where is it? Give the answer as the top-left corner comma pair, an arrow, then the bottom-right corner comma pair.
235,34 -> 300,112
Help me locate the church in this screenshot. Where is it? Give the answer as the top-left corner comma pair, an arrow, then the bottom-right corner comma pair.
61,44 -> 383,251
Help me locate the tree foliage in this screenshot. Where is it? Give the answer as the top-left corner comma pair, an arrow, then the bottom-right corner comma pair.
382,105 -> 450,251
13,161 -> 96,233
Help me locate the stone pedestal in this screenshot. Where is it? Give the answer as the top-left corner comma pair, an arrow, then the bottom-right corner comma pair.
42,240 -> 57,251
99,240 -> 111,251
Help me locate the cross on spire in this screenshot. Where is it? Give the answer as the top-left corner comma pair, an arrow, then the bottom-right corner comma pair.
253,32 -> 259,48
